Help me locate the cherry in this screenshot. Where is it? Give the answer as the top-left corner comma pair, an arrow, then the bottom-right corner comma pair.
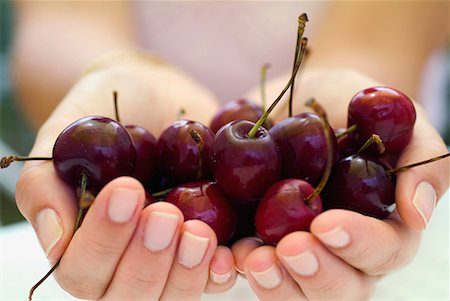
209,98 -> 273,134
347,86 -> 416,155
212,120 -> 281,202
125,125 -> 158,187
324,154 -> 396,219
52,116 -> 136,194
255,179 -> 322,245
157,119 -> 215,186
269,112 -> 337,185
165,181 -> 237,244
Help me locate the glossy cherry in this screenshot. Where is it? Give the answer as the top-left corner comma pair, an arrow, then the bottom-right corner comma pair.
211,120 -> 281,202
53,116 -> 136,193
324,154 -> 396,219
270,112 -> 337,185
165,181 -> 237,244
347,86 -> 416,155
125,125 -> 158,187
209,98 -> 273,134
157,120 -> 215,186
255,179 -> 322,245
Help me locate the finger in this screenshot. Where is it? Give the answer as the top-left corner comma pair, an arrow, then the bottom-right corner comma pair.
160,219 -> 217,301
204,246 -> 238,293
394,104 -> 449,230
243,245 -> 305,301
311,209 -> 421,277
15,161 -> 77,263
276,231 -> 376,301
100,202 -> 184,300
231,237 -> 263,276
53,176 -> 145,299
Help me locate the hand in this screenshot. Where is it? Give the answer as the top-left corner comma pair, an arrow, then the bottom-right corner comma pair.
15,59 -> 238,300
233,69 -> 449,300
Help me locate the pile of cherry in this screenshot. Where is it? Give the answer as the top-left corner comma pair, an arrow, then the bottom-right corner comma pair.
3,86 -> 448,248
1,13 -> 449,301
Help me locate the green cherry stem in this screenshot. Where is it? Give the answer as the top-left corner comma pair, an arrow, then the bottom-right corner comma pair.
335,124 -> 358,139
305,115 -> 333,204
289,13 -> 308,118
248,37 -> 308,138
356,134 -> 385,156
113,91 -> 121,123
387,152 -> 450,175
29,171 -> 92,301
1,155 -> 52,168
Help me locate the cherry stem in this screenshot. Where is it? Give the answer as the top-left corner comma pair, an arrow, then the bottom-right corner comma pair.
288,13 -> 308,118
152,187 -> 174,197
387,152 -> 450,175
260,63 -> 270,112
29,172 -> 92,301
305,116 -> 333,204
248,37 -> 308,138
113,91 -> 120,123
305,97 -> 327,121
188,128 -> 204,180
356,134 -> 385,155
335,124 -> 357,139
1,155 -> 52,168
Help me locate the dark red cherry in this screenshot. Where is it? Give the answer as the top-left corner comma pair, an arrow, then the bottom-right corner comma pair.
209,98 -> 273,133
347,86 -> 416,155
125,125 -> 158,187
212,120 -> 281,202
52,116 -> 136,193
270,112 -> 337,185
165,181 -> 237,244
334,127 -> 356,160
157,120 -> 215,186
255,179 -> 322,245
324,154 -> 396,219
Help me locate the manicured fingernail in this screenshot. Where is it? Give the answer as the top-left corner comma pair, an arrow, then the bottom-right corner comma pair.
283,250 -> 319,277
412,181 -> 437,229
36,208 -> 63,257
210,269 -> 233,285
177,231 -> 210,268
315,225 -> 350,248
108,188 -> 140,223
250,264 -> 283,290
144,211 -> 180,252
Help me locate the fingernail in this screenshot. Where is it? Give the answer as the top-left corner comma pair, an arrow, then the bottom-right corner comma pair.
412,181 -> 437,229
315,225 -> 350,248
283,250 -> 319,277
144,211 -> 180,252
210,269 -> 233,285
108,188 -> 140,223
250,264 -> 283,290
177,231 -> 210,268
36,208 -> 63,257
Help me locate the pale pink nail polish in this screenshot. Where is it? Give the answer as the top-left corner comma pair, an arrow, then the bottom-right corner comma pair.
283,250 -> 319,276
108,188 -> 140,223
144,211 -> 179,252
316,225 -> 350,248
177,231 -> 210,268
412,181 -> 437,229
36,208 -> 63,257
250,264 -> 283,289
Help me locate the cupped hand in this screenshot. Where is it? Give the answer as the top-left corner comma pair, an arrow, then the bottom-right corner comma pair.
234,69 -> 449,300
15,61 -> 239,299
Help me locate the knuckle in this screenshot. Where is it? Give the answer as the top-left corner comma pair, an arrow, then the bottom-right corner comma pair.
165,277 -> 203,297
56,268 -> 105,300
365,246 -> 401,276
83,235 -> 124,259
118,267 -> 164,292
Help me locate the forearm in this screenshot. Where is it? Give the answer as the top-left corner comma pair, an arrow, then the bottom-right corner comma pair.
11,1 -> 138,129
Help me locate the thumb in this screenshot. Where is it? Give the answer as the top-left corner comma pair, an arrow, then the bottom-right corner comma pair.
394,103 -> 449,231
